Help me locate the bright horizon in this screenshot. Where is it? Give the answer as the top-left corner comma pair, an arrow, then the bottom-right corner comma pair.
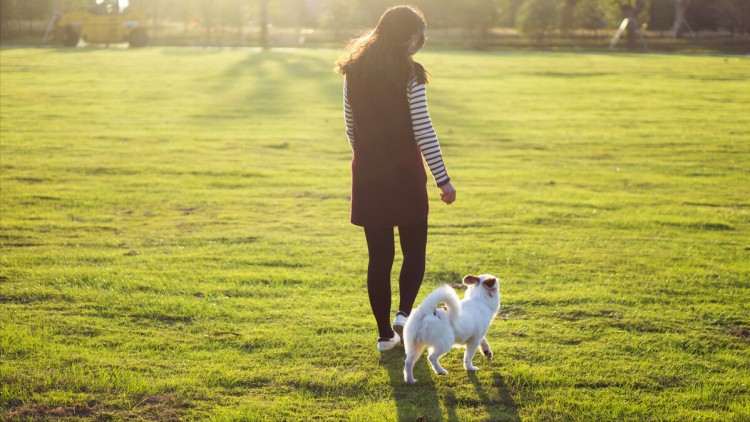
97,0 -> 129,8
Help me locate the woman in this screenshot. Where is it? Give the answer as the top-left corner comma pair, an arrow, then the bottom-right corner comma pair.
335,5 -> 456,351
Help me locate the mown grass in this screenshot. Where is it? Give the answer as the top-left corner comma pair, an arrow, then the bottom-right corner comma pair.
1,47 -> 749,421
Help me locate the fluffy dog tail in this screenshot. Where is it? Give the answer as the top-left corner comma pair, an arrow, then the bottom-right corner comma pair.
403,285 -> 461,355
416,285 -> 461,319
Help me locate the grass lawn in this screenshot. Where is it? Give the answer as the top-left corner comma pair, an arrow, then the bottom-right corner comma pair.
1,47 -> 749,421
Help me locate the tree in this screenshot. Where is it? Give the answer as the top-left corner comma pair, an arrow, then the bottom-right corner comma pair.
575,0 -> 607,34
218,0 -> 247,42
319,0 -> 354,41
15,0 -> 54,34
258,0 -> 267,48
559,0 -> 579,35
412,0 -> 463,28
671,0 -> 690,38
723,0 -> 750,35
461,0 -> 500,48
353,0 -> 393,26
1,0 -> 17,34
516,0 -> 559,44
604,0 -> 650,49
648,0 -> 675,32
496,0 -> 524,27
684,0 -> 719,32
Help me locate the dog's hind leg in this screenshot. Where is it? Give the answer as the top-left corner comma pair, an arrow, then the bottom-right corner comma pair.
404,344 -> 425,384
427,342 -> 451,376
480,337 -> 493,359
463,338 -> 482,371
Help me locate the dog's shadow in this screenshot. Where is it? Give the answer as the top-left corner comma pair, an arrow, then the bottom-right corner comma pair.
465,371 -> 521,422
380,352 -> 521,421
380,351 -> 445,421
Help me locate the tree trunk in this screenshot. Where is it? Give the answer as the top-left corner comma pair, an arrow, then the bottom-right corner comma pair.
623,4 -> 646,50
671,0 -> 690,39
626,26 -> 636,48
561,0 -> 577,36
625,7 -> 636,49
260,0 -> 269,50
732,0 -> 747,37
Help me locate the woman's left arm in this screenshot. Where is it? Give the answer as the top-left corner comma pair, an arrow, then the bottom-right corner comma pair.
343,77 -> 355,150
408,78 -> 450,188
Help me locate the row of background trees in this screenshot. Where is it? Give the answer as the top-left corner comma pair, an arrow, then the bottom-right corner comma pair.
1,0 -> 748,49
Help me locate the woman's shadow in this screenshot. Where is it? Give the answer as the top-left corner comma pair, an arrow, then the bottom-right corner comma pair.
380,352 -> 521,421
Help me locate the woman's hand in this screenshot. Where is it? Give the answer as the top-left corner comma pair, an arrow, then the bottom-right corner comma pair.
440,181 -> 456,205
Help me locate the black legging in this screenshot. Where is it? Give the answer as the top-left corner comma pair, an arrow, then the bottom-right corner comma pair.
364,219 -> 427,339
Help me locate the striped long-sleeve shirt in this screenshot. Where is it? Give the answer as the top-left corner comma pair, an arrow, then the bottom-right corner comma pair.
344,76 -> 451,187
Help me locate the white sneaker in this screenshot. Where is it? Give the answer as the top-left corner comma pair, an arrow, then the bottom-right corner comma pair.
392,313 -> 408,338
377,332 -> 401,352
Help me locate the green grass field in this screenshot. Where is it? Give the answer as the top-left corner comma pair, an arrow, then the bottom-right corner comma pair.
1,47 -> 749,421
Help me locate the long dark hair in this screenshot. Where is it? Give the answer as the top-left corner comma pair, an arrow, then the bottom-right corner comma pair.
335,5 -> 428,87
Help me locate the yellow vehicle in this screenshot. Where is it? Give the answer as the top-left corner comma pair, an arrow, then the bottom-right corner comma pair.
55,7 -> 148,47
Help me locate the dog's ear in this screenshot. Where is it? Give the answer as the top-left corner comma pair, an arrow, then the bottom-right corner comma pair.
482,276 -> 498,289
462,275 -> 481,286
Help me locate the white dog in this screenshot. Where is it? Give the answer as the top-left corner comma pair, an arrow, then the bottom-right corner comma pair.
403,274 -> 500,383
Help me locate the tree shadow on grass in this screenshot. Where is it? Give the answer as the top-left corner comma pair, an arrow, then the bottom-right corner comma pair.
380,352 -> 444,422
188,50 -> 341,123
215,50 -> 340,106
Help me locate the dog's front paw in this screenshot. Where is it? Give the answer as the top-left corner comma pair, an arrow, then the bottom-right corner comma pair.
464,364 -> 479,371
436,368 -> 448,375
481,348 -> 493,359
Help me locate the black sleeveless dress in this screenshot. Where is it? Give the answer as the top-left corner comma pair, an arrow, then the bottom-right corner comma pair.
346,66 -> 428,228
